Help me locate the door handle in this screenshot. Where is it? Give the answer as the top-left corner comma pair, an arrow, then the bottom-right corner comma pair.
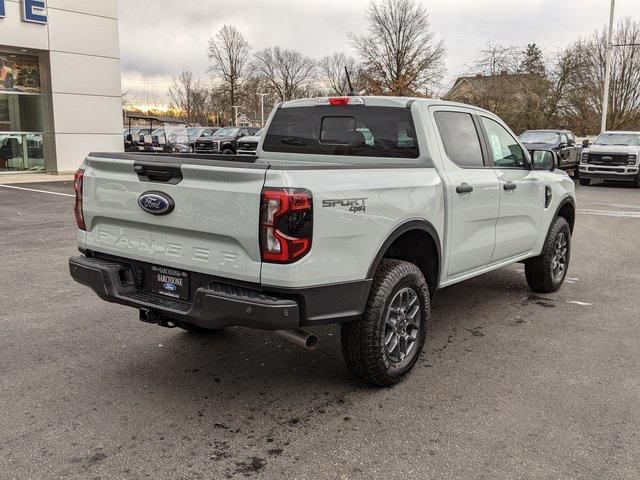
503,181 -> 517,191
456,183 -> 474,194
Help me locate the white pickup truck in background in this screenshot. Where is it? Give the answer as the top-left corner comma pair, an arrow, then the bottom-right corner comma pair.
69,96 -> 576,386
579,130 -> 640,187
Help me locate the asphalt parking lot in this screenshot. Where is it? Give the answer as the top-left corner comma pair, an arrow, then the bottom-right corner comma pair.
1,180 -> 639,480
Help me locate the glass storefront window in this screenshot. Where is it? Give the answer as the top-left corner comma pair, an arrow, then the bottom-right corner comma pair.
0,52 -> 45,172
0,84 -> 45,172
0,133 -> 44,171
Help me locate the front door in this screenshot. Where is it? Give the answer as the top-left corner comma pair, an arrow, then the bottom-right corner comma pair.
431,109 -> 501,278
479,116 -> 543,262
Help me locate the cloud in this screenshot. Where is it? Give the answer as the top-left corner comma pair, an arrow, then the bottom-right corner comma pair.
117,0 -> 638,104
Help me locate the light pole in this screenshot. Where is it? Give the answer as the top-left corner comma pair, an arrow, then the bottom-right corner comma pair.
231,106 -> 241,127
259,93 -> 268,127
601,0 -> 616,133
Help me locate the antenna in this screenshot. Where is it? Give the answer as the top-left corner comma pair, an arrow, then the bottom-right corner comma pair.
344,66 -> 356,96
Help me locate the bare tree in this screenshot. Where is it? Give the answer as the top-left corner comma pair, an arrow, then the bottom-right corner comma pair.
208,25 -> 251,109
545,42 -> 591,128
168,71 -> 196,120
472,42 -> 521,75
350,0 -> 446,96
551,17 -> 640,134
593,17 -> 640,130
318,52 -> 359,95
253,47 -> 316,101
168,71 -> 211,124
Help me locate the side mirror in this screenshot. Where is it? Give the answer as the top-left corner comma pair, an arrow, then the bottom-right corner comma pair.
125,134 -> 133,142
531,149 -> 557,171
567,139 -> 575,147
582,139 -> 590,148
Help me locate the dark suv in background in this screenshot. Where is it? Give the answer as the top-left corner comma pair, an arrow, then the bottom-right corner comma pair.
520,129 -> 581,177
194,127 -> 260,155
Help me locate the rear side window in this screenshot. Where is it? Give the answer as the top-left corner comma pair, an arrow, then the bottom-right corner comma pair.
263,106 -> 419,158
434,112 -> 484,168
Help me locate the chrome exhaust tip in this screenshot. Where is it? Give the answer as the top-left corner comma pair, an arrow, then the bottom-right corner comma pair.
275,329 -> 319,350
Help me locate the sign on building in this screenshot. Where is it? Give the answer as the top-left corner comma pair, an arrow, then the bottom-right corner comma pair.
0,0 -> 48,25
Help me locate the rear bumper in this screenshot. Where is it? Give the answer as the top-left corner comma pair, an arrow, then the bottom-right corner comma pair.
69,254 -> 370,330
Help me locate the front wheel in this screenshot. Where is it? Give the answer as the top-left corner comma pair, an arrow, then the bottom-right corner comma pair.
579,178 -> 591,186
525,217 -> 571,293
341,259 -> 430,387
222,148 -> 235,155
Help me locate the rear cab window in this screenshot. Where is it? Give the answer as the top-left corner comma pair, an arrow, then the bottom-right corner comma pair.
263,106 -> 420,159
434,111 -> 484,168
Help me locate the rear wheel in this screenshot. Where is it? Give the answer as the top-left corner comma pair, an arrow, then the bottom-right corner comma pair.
222,148 -> 234,155
341,259 -> 430,387
525,217 -> 571,293
579,178 -> 591,186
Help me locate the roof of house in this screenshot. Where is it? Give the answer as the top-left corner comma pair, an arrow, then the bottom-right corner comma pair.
444,73 -> 539,99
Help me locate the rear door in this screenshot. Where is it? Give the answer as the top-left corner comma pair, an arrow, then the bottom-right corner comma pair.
478,116 -> 543,262
431,108 -> 501,278
81,154 -> 268,283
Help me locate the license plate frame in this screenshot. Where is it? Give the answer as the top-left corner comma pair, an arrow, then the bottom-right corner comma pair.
150,265 -> 189,301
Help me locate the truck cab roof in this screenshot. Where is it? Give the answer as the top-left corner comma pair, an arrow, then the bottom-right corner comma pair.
279,96 -> 494,116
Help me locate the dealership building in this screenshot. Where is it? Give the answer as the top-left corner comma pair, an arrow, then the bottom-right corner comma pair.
0,0 -> 122,174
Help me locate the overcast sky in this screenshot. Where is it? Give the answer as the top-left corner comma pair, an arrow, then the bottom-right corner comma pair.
117,0 -> 638,107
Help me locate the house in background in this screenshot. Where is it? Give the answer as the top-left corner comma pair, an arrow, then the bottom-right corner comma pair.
443,72 -> 550,133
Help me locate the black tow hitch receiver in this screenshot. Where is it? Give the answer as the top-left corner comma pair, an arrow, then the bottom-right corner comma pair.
139,309 -> 180,328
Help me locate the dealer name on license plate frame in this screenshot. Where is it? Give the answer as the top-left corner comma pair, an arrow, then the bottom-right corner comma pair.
151,265 -> 189,300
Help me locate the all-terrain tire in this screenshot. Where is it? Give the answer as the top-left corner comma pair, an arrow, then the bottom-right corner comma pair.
341,259 -> 430,387
525,217 -> 571,293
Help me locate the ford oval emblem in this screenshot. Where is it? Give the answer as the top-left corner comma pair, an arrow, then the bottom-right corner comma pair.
163,282 -> 177,292
138,192 -> 175,216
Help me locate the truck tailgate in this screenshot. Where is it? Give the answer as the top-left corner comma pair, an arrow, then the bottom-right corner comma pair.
80,154 -> 268,283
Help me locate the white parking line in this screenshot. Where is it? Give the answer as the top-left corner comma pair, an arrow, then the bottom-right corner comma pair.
567,301 -> 592,306
0,184 -> 74,198
578,209 -> 640,219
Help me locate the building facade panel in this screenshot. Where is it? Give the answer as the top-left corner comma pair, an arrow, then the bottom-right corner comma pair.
0,0 -> 122,174
47,8 -> 120,59
47,0 -> 118,19
49,52 -> 121,97
0,1 -> 49,50
54,132 -> 122,172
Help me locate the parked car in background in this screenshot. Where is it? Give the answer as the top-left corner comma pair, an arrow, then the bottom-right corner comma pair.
194,126 -> 260,155
236,129 -> 263,156
520,130 -> 581,177
579,131 -> 640,187
187,127 -> 219,152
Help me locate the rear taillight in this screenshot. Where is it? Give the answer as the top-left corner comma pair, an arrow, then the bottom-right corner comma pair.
260,188 -> 313,263
73,168 -> 86,231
